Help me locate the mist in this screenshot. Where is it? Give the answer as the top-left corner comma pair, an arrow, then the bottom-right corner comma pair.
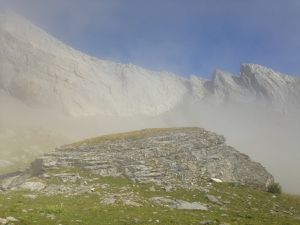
1,91 -> 299,194
162,102 -> 300,195
0,0 -> 299,195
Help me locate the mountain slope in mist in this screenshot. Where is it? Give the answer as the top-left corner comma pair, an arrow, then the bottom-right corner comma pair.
209,64 -> 300,111
0,13 -> 188,117
0,12 -> 299,117
0,12 -> 300,195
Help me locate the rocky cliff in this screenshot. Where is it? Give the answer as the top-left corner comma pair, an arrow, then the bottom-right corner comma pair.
0,128 -> 274,191
0,13 -> 299,117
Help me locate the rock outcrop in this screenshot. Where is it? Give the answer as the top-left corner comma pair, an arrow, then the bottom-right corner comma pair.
11,127 -> 273,191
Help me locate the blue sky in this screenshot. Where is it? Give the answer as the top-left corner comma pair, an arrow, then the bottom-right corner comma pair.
2,0 -> 300,78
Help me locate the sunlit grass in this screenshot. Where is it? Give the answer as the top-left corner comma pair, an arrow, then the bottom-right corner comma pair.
69,127 -> 202,147
0,168 -> 299,225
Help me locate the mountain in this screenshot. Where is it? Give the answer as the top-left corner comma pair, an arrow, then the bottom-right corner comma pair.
208,64 -> 300,111
0,12 -> 299,117
1,12 -> 300,195
0,13 -> 187,117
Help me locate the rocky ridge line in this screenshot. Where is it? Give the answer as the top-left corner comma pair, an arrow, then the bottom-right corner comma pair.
0,13 -> 299,117
0,128 -> 274,192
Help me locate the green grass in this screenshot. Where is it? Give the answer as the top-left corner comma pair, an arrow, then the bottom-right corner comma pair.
0,168 -> 299,225
68,127 -> 201,147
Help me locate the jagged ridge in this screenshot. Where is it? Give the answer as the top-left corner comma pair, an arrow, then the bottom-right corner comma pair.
0,13 -> 299,117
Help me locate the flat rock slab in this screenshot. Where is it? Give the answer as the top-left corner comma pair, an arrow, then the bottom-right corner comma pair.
20,182 -> 46,191
150,196 -> 208,210
175,200 -> 208,210
101,197 -> 116,205
206,194 -> 223,205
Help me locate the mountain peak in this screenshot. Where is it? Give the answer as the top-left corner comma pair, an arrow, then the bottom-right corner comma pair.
211,69 -> 241,91
241,63 -> 267,71
240,64 -> 286,78
240,63 -> 295,86
212,69 -> 235,82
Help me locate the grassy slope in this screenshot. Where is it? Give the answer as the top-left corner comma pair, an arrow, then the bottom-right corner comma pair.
0,167 -> 299,225
1,128 -> 299,224
68,127 -> 202,146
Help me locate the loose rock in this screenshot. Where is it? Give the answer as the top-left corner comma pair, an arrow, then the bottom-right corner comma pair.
20,182 -> 46,191
206,194 -> 223,205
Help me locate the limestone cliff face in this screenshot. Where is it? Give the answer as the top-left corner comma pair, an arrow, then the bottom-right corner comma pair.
208,64 -> 300,111
0,13 -> 188,117
30,128 -> 273,190
0,13 -> 299,118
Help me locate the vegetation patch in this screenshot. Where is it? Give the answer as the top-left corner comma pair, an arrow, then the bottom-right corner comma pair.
0,169 -> 299,225
267,183 -> 282,194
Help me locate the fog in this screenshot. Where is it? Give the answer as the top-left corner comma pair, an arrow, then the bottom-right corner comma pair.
0,0 -> 299,195
163,102 -> 300,195
1,93 -> 299,194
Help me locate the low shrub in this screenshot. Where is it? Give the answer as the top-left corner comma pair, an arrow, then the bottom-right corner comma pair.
267,182 -> 282,194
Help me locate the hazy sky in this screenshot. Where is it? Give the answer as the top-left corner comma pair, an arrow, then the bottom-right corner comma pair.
1,0 -> 300,78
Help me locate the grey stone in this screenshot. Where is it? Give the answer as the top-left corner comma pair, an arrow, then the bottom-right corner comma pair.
30,159 -> 44,176
6,216 -> 18,222
206,194 -> 223,205
150,196 -> 208,210
101,197 -> 116,205
175,200 -> 208,210
123,199 -> 141,207
0,218 -> 7,224
20,182 -> 46,191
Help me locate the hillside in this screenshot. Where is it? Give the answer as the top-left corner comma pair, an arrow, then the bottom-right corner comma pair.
0,128 -> 299,225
